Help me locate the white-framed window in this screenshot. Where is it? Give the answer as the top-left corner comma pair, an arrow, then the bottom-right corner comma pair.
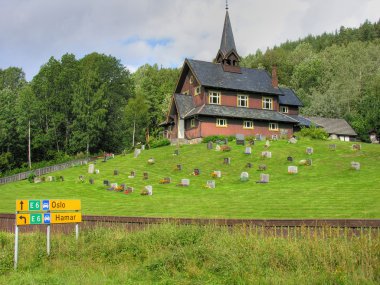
190,118 -> 195,128
189,75 -> 194,84
209,91 -> 221,105
183,90 -> 189,95
195,86 -> 201,96
262,97 -> 273,110
269,122 -> 279,131
280,106 -> 289,113
216,118 -> 227,127
237,94 -> 249,107
243,121 -> 254,129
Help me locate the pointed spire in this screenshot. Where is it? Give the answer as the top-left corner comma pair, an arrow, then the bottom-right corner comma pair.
226,0 -> 228,10
219,8 -> 237,56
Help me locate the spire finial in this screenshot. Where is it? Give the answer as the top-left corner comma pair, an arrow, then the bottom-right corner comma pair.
226,0 -> 228,10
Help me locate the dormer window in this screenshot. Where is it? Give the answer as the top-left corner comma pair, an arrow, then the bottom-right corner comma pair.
262,97 -> 273,110
209,91 -> 221,105
195,86 -> 201,96
280,106 -> 289,113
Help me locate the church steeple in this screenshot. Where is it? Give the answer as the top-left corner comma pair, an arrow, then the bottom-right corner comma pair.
215,2 -> 240,69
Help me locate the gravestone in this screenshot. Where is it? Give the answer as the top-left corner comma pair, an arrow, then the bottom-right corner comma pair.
95,169 -> 100,174
34,177 -> 41,183
215,145 -> 221,151
89,178 -> 94,184
213,170 -> 222,178
306,159 -> 312,166
265,140 -> 270,148
174,149 -> 179,156
59,176 -> 64,182
288,137 -> 297,144
121,183 -> 126,190
114,170 -> 118,175
261,151 -> 272,158
128,171 -> 136,178
287,156 -> 293,162
256,134 -> 266,141
288,166 -> 298,174
47,176 -> 53,182
236,134 -> 245,145
352,144 -> 361,150
160,177 -> 171,184
271,135 -> 278,140
79,175 -> 85,182
148,158 -> 155,164
259,174 -> 270,183
244,147 -> 252,154
207,180 -> 216,189
181,179 -> 190,186
351,161 -> 360,170
224,138 -> 229,145
143,172 -> 149,180
194,168 -> 200,176
88,164 -> 95,174
240,172 -> 249,182
141,145 -> 145,150
329,144 -> 336,151
258,164 -> 267,171
134,149 -> 141,158
207,142 -> 213,150
249,140 -> 255,146
306,147 -> 313,155
145,185 -> 153,196
110,183 -> 118,189
176,164 -> 182,171
246,163 -> 253,168
125,186 -> 134,193
223,157 -> 231,165
103,180 -> 109,186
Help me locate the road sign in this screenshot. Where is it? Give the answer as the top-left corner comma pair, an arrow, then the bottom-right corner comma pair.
29,200 -> 41,211
16,200 -> 29,212
42,200 -> 50,211
16,214 -> 30,225
50,212 -> 82,224
49,200 -> 81,211
44,213 -> 51,224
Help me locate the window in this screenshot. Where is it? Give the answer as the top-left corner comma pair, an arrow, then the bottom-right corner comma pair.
189,75 -> 194,84
183,90 -> 189,95
190,118 -> 195,128
209,91 -> 221,105
243,121 -> 254,129
216,118 -> 227,127
195,86 -> 201,96
237,95 -> 248,107
269,122 -> 279,131
262,97 -> 273,110
280,106 -> 289,113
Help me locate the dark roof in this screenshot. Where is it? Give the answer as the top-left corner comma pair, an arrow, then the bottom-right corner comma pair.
173,93 -> 195,118
185,104 -> 299,123
279,88 -> 303,106
307,117 -> 357,136
187,59 -> 283,95
219,10 -> 237,56
288,115 -> 317,127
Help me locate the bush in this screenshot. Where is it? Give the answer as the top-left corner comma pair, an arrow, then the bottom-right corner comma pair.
295,125 -> 328,140
27,172 -> 36,183
150,138 -> 171,148
203,135 -> 234,143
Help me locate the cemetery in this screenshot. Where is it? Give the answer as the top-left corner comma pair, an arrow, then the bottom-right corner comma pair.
0,139 -> 379,219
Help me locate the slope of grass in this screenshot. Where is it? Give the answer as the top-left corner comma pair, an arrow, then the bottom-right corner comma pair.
1,139 -> 379,218
1,225 -> 379,284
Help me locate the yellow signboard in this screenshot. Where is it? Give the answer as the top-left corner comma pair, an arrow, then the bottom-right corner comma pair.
16,214 -> 30,225
16,200 -> 29,212
49,200 -> 81,211
50,212 -> 82,224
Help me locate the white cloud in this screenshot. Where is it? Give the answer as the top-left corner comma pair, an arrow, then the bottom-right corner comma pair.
0,0 -> 378,80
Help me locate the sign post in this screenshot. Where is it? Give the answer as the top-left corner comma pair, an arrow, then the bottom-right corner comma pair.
14,199 -> 81,269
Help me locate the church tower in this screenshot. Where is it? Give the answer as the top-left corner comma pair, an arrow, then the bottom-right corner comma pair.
215,1 -> 241,71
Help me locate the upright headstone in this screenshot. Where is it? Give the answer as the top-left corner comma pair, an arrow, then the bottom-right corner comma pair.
223,157 -> 231,165
224,138 -> 229,145
145,185 -> 153,196
260,174 -> 270,183
240,172 -> 249,182
288,137 -> 297,144
207,141 -> 213,150
236,134 -> 245,145
287,156 -> 293,162
181,179 -> 190,186
148,158 -> 155,164
194,169 -> 200,176
143,172 -> 149,180
174,149 -> 179,156
47,176 -> 53,182
288,166 -> 298,174
207,180 -> 216,189
141,145 -> 145,150
177,164 -> 182,171
265,140 -> 270,148
306,159 -> 312,166
249,140 -> 255,146
103,180 -> 109,186
215,145 -> 221,151
213,170 -> 222,178
88,164 -> 95,174
258,164 -> 267,171
246,163 -> 253,168
261,151 -> 272,158
329,144 -> 336,151
95,169 -> 100,174
352,144 -> 361,151
114,170 -> 118,175
351,162 -> 360,170
306,147 -> 313,155
121,183 -> 126,190
244,147 -> 252,154
134,148 -> 141,158
128,171 -> 136,178
89,178 -> 94,184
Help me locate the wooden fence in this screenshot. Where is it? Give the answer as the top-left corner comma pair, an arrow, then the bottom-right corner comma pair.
0,158 -> 96,185
1,214 -> 379,234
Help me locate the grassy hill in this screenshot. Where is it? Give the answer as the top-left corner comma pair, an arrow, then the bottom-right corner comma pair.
1,139 -> 379,218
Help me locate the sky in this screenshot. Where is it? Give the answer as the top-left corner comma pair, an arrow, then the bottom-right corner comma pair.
0,0 -> 379,80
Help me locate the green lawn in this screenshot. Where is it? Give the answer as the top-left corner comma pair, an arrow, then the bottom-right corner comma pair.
1,139 -> 380,218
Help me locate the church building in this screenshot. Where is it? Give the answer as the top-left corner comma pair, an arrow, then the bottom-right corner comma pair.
161,5 -> 314,142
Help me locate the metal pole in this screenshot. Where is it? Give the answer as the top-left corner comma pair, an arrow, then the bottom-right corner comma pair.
75,223 -> 79,240
47,225 -> 50,256
14,225 -> 19,270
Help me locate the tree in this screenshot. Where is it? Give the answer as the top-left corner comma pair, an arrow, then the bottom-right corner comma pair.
125,94 -> 149,147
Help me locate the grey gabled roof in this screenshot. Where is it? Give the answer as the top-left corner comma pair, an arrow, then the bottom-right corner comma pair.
279,88 -> 303,106
173,93 -> 195,118
187,59 -> 283,95
288,115 -> 317,127
307,117 -> 357,136
219,10 -> 237,56
185,104 -> 299,123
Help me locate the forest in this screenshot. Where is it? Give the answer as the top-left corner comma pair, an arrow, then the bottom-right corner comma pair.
0,19 -> 379,175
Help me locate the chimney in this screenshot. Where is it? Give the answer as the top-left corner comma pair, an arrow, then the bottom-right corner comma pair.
272,66 -> 278,88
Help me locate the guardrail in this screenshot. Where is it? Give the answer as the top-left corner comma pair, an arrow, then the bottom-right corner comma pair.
0,158 -> 96,185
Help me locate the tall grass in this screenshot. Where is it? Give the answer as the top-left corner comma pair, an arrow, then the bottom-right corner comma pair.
1,225 -> 379,284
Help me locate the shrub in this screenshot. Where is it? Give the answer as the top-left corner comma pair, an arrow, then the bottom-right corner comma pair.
203,135 -> 233,143
27,172 -> 36,183
295,125 -> 328,140
150,138 -> 170,148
